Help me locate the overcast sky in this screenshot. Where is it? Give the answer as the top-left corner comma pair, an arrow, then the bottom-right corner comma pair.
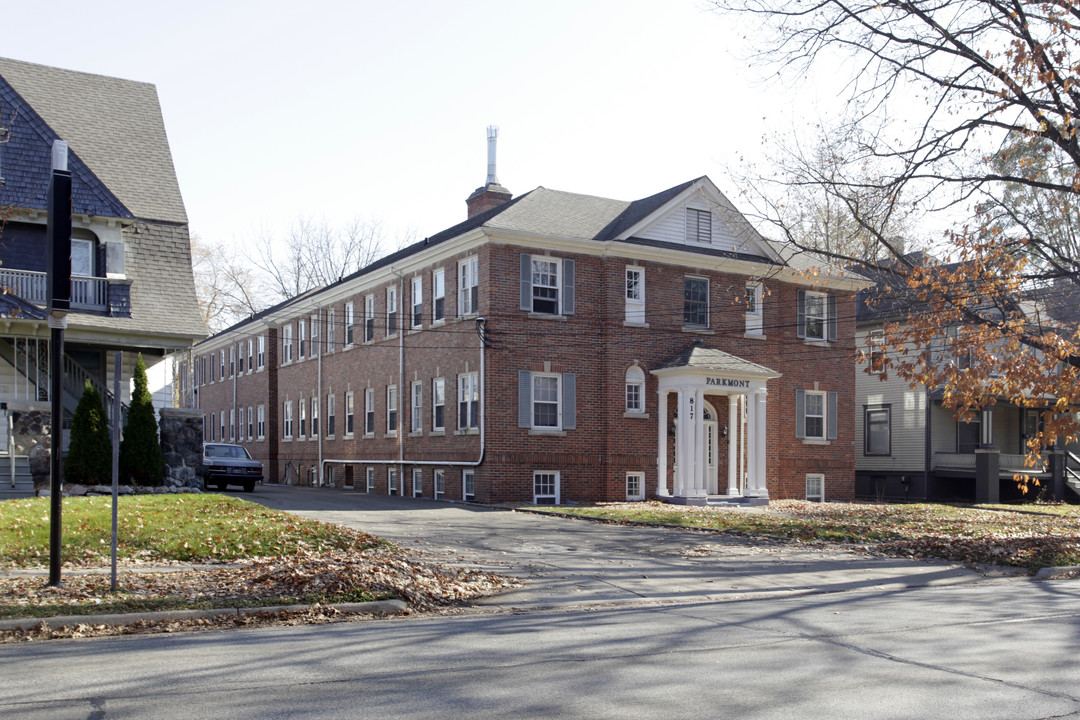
3,1 -> 842,254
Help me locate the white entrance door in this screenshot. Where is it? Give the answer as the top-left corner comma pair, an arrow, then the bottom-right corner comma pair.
704,402 -> 719,494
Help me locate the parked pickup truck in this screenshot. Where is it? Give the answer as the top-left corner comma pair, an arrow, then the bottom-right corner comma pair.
203,443 -> 263,492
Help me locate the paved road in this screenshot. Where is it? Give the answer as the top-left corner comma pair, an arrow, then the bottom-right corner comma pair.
250,485 -> 986,608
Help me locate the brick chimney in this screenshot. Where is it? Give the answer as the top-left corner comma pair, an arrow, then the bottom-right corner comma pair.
466,126 -> 512,218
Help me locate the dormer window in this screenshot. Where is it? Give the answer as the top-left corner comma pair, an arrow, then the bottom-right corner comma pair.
71,237 -> 94,277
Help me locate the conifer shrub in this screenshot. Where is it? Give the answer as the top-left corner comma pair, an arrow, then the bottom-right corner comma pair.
66,380 -> 112,484
120,354 -> 164,486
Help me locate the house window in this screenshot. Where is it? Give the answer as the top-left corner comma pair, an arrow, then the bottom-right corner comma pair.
463,469 -> 475,501
310,396 -> 319,437
326,309 -> 336,351
247,340 -> 254,372
531,257 -> 560,314
257,405 -> 265,440
298,319 -> 307,359
459,256 -> 479,316
412,468 -> 423,498
795,388 -> 837,441
458,373 -> 479,430
865,406 -> 891,455
327,394 -> 336,436
533,470 -> 560,505
684,277 -> 709,328
386,287 -> 398,337
745,282 -> 763,335
797,290 -> 836,342
388,467 -> 399,496
71,238 -> 95,276
411,381 -> 423,433
310,314 -> 320,356
518,371 -> 576,431
229,346 -> 235,377
626,366 -> 646,414
867,329 -> 886,373
686,207 -> 712,244
364,295 -> 374,342
257,336 -> 265,369
209,414 -> 214,441
220,411 -> 225,441
345,391 -> 355,436
282,325 -> 294,364
625,267 -> 645,323
201,357 -> 208,385
238,345 -> 244,374
432,269 -> 445,322
247,406 -> 254,440
229,409 -> 235,441
806,474 -> 825,502
432,378 -> 445,431
366,467 -> 375,493
626,471 -> 645,501
345,301 -> 355,346
365,388 -> 375,435
411,277 -> 423,329
298,400 -> 307,438
434,469 -> 445,500
387,385 -> 398,434
283,401 -> 293,439
220,350 -> 225,379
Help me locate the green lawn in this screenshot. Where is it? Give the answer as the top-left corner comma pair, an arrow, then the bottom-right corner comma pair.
538,499 -> 1080,571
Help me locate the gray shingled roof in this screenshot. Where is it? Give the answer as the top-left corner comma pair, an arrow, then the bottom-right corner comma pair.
485,187 -> 631,239
653,346 -> 780,378
0,57 -> 187,224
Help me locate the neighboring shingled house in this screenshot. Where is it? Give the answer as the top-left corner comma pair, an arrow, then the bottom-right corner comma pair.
0,57 -> 206,492
194,163 -> 865,505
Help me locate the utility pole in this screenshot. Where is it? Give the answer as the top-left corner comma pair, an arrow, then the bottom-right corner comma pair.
46,140 -> 71,587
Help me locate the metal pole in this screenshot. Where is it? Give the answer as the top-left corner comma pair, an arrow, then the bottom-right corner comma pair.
47,325 -> 63,586
111,351 -> 120,591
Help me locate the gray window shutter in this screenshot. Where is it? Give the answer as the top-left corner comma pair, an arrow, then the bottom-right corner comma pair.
827,391 -> 838,440
827,294 -> 837,342
562,373 -> 576,430
563,259 -> 575,315
796,290 -> 806,339
520,254 -> 532,311
794,388 -> 806,439
518,371 -> 532,428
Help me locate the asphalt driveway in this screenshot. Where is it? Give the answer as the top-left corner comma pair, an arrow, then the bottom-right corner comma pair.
249,484 -> 986,609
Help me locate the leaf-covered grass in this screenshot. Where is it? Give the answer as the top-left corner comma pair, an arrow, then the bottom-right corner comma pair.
0,494 -> 382,568
538,500 -> 1080,571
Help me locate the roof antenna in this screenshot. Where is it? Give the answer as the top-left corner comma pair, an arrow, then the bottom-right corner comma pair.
486,125 -> 499,186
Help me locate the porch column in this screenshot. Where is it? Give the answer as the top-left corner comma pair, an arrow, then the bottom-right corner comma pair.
656,390 -> 669,497
692,388 -> 706,495
675,389 -> 691,496
727,393 -> 738,495
745,391 -> 757,495
749,391 -> 769,498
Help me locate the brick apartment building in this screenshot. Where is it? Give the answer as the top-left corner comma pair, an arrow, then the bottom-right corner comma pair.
191,168 -> 863,505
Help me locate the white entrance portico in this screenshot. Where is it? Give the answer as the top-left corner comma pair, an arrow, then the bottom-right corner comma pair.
652,346 -> 780,504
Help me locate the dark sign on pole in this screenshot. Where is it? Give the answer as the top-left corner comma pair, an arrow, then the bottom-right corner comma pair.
46,141 -> 71,313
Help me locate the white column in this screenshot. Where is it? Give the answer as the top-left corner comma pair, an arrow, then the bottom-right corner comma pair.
753,392 -> 769,498
745,392 -> 757,495
692,388 -> 706,495
727,394 -> 738,495
656,391 -> 669,497
676,389 -> 691,497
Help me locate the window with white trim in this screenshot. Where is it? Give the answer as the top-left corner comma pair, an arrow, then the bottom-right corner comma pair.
220,411 -> 225,441
804,391 -> 825,440
684,276 -> 709,328
327,394 -> 336,436
867,329 -> 886,373
310,396 -> 319,438
345,301 -> 355,346
411,381 -> 423,433
298,399 -> 306,438
532,374 -> 561,428
686,207 -> 712,243
745,282 -> 763,335
795,388 -> 838,442
387,385 -> 398,434
625,366 -> 645,414
458,373 -> 479,430
531,257 -> 560,314
282,325 -> 294,364
220,350 -> 225,379
283,401 -> 293,439
463,469 -> 475,501
326,308 -> 336,351
345,391 -> 355,436
257,405 -> 265,440
388,467 -> 398,496
518,371 -> 576,431
412,468 -> 423,497
432,378 -> 445,431
865,406 -> 891,456
411,276 -> 423,329
533,470 -> 560,505
386,287 -> 398,337
230,345 -> 237,376
625,266 -> 645,323
298,319 -> 306,359
459,256 -> 479,316
626,471 -> 645,501
797,290 -> 836,342
247,406 -> 254,440
432,268 -> 445,322
365,388 -> 375,435
806,473 -> 825,502
366,466 -> 375,493
257,336 -> 265,369
310,313 -> 320,356
434,469 -> 445,500
237,409 -> 244,441
229,409 -> 235,441
363,295 -> 374,342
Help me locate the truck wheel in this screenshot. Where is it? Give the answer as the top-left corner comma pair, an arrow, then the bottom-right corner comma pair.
215,482 -> 227,491
243,481 -> 255,493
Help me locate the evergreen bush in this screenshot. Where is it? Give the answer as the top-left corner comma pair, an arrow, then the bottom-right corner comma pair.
120,354 -> 164,486
66,380 -> 112,484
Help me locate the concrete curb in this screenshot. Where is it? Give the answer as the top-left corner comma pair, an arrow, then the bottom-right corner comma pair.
0,599 -> 408,632
1033,565 -> 1080,580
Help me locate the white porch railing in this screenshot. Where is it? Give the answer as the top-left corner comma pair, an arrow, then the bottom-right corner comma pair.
934,452 -> 1047,473
0,268 -> 106,310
